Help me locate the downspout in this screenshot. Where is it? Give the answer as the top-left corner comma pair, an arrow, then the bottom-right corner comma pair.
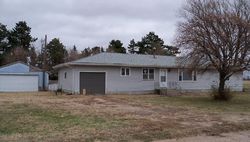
72,68 -> 75,94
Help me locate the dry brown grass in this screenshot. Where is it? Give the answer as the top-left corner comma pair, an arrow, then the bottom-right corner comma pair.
244,80 -> 250,92
0,92 -> 250,142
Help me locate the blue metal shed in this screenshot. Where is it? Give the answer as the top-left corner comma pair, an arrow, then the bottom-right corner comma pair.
0,61 -> 49,90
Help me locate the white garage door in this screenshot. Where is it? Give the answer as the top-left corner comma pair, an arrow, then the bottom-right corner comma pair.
0,74 -> 39,92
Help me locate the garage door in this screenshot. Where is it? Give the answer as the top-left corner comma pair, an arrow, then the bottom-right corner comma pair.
80,72 -> 105,94
0,74 -> 39,92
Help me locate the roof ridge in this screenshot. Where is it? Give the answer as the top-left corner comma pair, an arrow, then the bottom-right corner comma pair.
102,52 -> 176,57
54,52 -> 178,69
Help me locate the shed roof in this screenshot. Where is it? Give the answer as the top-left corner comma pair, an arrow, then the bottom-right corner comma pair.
54,52 -> 178,69
0,61 -> 44,72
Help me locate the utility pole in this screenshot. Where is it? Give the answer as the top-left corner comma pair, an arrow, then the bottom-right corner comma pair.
42,35 -> 48,90
42,35 -> 48,70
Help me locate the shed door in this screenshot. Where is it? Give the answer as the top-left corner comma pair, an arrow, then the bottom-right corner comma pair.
80,72 -> 105,95
0,75 -> 38,92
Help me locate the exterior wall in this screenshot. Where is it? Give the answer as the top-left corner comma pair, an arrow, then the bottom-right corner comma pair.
58,66 -> 243,94
243,70 -> 250,80
0,74 -> 39,92
226,72 -> 243,91
0,63 -> 49,90
58,67 -> 74,92
59,66 -> 159,94
35,72 -> 49,90
167,69 -> 243,92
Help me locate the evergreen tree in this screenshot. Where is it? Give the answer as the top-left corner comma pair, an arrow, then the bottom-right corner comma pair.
128,39 -> 138,54
81,46 -> 104,57
135,32 -> 179,56
0,23 -> 8,65
138,32 -> 165,54
107,40 -> 126,53
8,21 -> 37,51
46,38 -> 67,70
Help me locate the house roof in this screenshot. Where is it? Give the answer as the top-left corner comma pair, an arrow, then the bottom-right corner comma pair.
54,52 -> 178,69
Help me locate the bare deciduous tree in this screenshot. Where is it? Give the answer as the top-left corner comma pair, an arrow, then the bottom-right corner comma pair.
4,47 -> 28,64
176,0 -> 250,100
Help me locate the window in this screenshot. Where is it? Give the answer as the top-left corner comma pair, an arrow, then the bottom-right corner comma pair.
64,72 -> 67,79
0,48 -> 3,54
179,69 -> 197,81
121,68 -> 130,76
143,68 -> 154,80
161,76 -> 166,82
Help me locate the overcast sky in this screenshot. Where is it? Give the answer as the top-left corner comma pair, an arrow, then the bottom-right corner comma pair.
0,0 -> 185,50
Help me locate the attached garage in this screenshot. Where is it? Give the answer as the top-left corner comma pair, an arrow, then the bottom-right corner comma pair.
80,72 -> 106,94
0,74 -> 39,92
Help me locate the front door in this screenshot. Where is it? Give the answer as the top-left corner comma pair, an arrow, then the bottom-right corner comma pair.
160,69 -> 168,88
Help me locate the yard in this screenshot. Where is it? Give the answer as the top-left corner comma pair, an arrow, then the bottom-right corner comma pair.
0,87 -> 250,141
244,80 -> 250,92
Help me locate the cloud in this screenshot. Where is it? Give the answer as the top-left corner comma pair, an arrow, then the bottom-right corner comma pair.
0,0 -> 184,50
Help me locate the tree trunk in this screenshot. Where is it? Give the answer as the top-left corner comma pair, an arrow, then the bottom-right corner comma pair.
217,72 -> 227,100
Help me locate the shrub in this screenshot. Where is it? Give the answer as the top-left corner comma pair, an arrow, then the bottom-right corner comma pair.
155,89 -> 160,95
210,86 -> 233,101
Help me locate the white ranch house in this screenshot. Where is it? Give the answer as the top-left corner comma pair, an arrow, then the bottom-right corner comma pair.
54,53 -> 243,94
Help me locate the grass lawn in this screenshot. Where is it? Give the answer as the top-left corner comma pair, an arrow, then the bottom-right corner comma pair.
0,91 -> 250,142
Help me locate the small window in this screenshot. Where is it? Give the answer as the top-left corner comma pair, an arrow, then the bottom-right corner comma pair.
149,69 -> 154,80
179,69 -> 197,81
64,72 -> 67,79
121,68 -> 130,76
143,69 -> 148,80
126,68 -> 130,76
143,68 -> 154,80
161,76 -> 166,82
179,74 -> 182,81
193,71 -> 197,81
183,70 -> 193,80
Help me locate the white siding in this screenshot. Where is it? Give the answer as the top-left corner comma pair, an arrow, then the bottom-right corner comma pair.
58,68 -> 74,92
167,69 -> 243,91
74,66 -> 159,94
58,66 -> 243,94
0,75 -> 38,92
59,66 -> 159,94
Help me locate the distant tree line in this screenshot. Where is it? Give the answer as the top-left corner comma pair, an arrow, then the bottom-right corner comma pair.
0,21 -> 180,79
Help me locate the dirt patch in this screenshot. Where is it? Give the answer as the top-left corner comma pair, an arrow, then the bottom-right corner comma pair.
155,130 -> 250,142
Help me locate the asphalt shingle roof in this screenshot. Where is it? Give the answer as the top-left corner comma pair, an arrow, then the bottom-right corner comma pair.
54,53 -> 178,69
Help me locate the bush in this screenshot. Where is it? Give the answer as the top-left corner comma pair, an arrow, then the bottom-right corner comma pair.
210,86 -> 233,101
55,88 -> 63,95
155,89 -> 160,95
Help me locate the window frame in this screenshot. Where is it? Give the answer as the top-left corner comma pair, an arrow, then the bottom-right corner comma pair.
178,69 -> 197,82
143,68 -> 155,80
120,67 -> 130,77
